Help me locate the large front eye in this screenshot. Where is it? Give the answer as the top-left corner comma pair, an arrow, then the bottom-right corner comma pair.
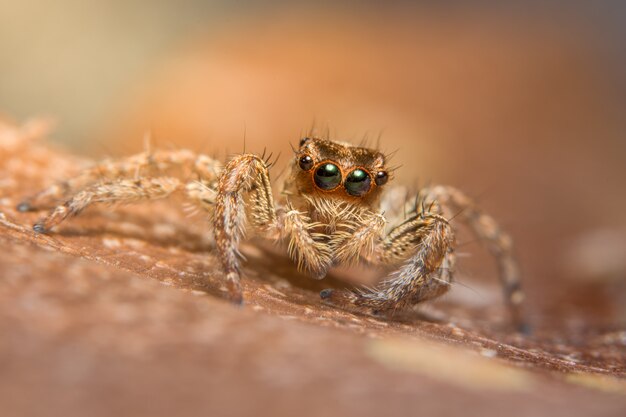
314,163 -> 342,190
345,168 -> 372,196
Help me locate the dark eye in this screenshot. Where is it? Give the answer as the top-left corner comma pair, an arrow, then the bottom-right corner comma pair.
345,169 -> 372,196
314,163 -> 342,190
299,155 -> 314,171
299,137 -> 310,147
375,171 -> 388,186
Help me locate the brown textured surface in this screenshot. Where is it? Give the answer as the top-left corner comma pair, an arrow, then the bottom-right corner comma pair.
1,121 -> 626,417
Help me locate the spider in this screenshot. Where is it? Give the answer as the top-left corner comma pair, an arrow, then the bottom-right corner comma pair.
18,136 -> 524,327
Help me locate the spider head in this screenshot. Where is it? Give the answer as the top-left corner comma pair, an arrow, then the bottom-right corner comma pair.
291,137 -> 390,205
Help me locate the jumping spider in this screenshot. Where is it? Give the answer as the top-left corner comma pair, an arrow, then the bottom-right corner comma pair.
18,136 -> 524,326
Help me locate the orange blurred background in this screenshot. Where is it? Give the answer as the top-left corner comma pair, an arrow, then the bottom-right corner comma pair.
2,2 -> 625,330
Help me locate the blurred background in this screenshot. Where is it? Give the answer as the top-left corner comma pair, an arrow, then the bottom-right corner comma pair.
1,0 -> 625,331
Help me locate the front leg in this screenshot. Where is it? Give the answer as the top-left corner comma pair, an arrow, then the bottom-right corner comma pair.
213,154 -> 279,303
322,209 -> 454,313
280,205 -> 332,279
331,212 -> 387,265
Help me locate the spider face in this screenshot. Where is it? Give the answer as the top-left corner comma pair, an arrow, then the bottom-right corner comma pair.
293,137 -> 389,205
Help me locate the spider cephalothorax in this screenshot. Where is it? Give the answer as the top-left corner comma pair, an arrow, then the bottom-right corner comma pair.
19,135 -> 525,328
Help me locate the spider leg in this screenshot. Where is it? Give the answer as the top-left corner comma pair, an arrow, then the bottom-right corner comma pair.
418,185 -> 524,327
214,153 -> 335,302
213,154 -> 279,303
32,177 -> 183,233
321,210 -> 455,313
281,205 -> 332,279
331,212 -> 387,265
28,150 -> 222,233
17,149 -> 219,211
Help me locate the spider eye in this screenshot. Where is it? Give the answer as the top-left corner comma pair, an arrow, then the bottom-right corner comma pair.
299,137 -> 310,147
314,163 -> 341,190
299,155 -> 314,171
375,171 -> 388,186
345,169 -> 372,196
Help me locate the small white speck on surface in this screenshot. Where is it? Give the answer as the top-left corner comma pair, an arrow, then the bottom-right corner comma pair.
480,348 -> 498,358
451,327 -> 465,337
102,238 -> 122,249
167,246 -> 183,255
263,284 -> 286,298
562,354 -> 581,364
117,222 -> 146,235
152,223 -> 177,238
273,279 -> 292,290
122,239 -> 147,250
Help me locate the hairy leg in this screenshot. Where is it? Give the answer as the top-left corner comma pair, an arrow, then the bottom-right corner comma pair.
322,210 -> 455,313
331,212 -> 387,265
18,149 -> 220,211
213,153 -> 338,301
213,154 -> 279,303
419,185 -> 524,326
280,204 -> 332,279
32,177 -> 182,233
